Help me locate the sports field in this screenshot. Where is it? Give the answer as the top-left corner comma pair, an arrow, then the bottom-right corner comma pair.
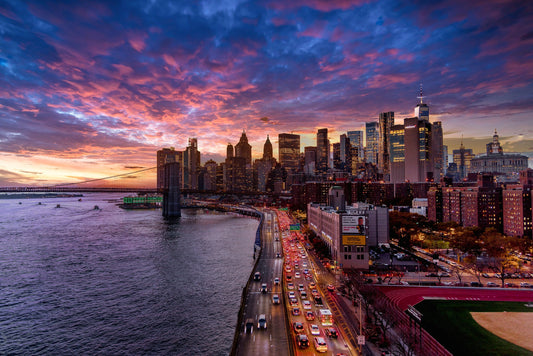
415,300 -> 533,356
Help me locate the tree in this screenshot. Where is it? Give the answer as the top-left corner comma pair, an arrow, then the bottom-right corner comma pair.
482,229 -> 521,287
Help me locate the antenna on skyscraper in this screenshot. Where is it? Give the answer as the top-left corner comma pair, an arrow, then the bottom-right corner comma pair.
417,83 -> 425,104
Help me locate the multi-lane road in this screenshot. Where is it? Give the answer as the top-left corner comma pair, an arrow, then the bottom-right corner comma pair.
235,210 -> 289,356
235,208 -> 358,356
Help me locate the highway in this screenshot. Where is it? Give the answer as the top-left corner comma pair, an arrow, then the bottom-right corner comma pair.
235,210 -> 289,356
277,210 -> 355,356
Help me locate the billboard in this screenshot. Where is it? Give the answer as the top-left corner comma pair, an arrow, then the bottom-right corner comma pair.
341,215 -> 366,234
342,235 -> 366,246
289,224 -> 300,231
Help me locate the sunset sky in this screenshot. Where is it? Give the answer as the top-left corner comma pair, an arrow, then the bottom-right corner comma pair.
1,0 -> 532,187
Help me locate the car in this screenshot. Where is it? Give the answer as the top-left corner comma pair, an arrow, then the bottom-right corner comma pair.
294,263 -> 299,269
293,322 -> 304,333
254,272 -> 261,281
314,337 -> 328,352
286,275 -> 292,281
314,296 -> 323,306
276,253 -> 281,258
309,282 -> 316,289
327,284 -> 335,292
258,314 -> 267,329
288,291 -> 296,298
305,311 -> 315,321
309,324 -> 320,335
292,307 -> 301,316
300,291 -> 308,299
260,283 -> 268,293
298,284 -> 305,291
303,269 -> 310,275
487,282 -> 498,287
296,334 -> 309,349
272,294 -> 280,304
287,282 -> 294,290
295,272 -> 301,279
274,277 -> 280,285
325,327 -> 338,338
311,289 -> 319,297
303,300 -> 312,309
245,318 -> 254,333
285,265 -> 292,273
289,298 -> 298,306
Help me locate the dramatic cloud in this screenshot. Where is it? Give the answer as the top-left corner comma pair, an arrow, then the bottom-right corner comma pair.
0,0 -> 532,186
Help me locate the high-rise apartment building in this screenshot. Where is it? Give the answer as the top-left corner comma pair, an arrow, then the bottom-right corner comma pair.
378,111 -> 394,178
365,122 -> 379,165
317,128 -> 329,173
279,133 -> 300,173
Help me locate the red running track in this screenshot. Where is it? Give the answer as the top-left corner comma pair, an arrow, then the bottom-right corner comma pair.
378,286 -> 533,310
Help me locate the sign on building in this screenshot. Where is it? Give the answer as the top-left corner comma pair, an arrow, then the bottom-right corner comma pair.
342,235 -> 366,246
290,224 -> 300,231
341,215 -> 366,234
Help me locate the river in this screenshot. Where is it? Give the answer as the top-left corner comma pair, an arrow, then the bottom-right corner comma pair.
0,193 -> 258,355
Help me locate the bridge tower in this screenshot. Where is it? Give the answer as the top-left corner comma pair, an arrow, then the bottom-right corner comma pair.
162,162 -> 181,217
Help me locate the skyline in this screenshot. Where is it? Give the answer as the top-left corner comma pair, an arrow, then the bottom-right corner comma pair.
1,0 -> 532,186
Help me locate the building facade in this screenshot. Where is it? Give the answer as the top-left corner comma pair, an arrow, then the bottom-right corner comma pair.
307,198 -> 389,270
365,122 -> 379,165
279,133 -> 300,173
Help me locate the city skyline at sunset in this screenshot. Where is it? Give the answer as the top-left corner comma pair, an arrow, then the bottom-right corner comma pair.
1,0 -> 532,186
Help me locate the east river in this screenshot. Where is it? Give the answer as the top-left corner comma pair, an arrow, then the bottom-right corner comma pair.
0,193 -> 258,355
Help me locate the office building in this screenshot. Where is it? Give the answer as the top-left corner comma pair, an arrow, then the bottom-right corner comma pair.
157,147 -> 182,190
378,111 -> 394,178
317,128 -> 329,173
347,130 -> 364,162
404,117 -> 432,182
304,146 -> 317,175
453,142 -> 474,181
307,194 -> 389,270
365,122 -> 379,165
389,124 -> 405,183
470,130 -> 528,180
432,121 -> 444,180
183,138 -> 200,189
279,133 -> 300,173
339,134 -> 351,172
255,136 -> 277,192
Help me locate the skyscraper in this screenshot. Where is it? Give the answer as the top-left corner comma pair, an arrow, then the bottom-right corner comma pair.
235,130 -> 252,165
452,142 -> 474,181
317,128 -> 329,173
263,135 -> 273,160
157,147 -> 182,190
404,117 -> 432,182
182,138 -> 200,189
378,111 -> 394,178
347,130 -> 363,162
389,124 -> 405,183
339,134 -> 351,172
432,121 -> 444,180
278,133 -> 300,173
365,122 -> 379,165
304,146 -> 317,175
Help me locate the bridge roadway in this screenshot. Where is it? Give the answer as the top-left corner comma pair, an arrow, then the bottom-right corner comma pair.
234,210 -> 289,356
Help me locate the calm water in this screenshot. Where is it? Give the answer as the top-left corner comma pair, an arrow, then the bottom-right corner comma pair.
0,193 -> 258,355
